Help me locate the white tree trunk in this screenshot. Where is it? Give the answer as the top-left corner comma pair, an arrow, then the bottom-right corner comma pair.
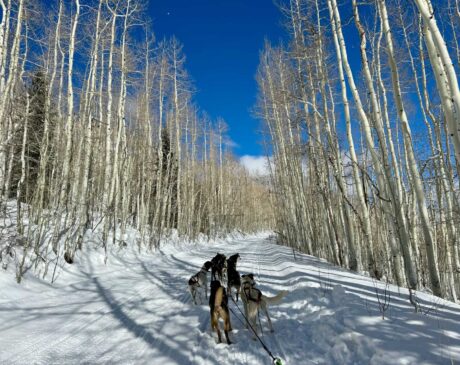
59,0 -> 80,209
414,0 -> 460,171
0,0 -> 23,206
378,0 -> 442,297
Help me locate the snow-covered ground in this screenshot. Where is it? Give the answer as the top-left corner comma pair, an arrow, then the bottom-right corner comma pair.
1,233 -> 460,365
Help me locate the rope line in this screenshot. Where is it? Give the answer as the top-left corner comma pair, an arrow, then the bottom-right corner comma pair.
229,295 -> 283,364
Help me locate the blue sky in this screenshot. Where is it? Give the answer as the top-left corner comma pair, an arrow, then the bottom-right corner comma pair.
148,0 -> 285,157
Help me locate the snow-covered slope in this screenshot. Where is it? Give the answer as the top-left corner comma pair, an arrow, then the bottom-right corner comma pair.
1,233 -> 459,365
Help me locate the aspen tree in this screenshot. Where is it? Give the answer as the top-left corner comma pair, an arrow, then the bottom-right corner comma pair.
326,0 -> 372,274
152,46 -> 167,246
59,0 -> 80,210
33,0 -> 64,214
110,0 -> 132,245
78,0 -> 105,244
378,0 -> 443,297
102,0 -> 119,244
0,0 -> 11,97
413,0 -> 460,171
0,0 -> 24,208
415,12 -> 460,298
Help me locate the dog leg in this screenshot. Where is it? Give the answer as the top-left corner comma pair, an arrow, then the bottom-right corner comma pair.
249,308 -> 258,340
223,312 -> 232,344
191,289 -> 197,305
227,284 -> 231,300
211,312 -> 222,343
261,302 -> 274,332
251,316 -> 258,340
224,330 -> 232,345
227,309 -> 233,332
229,286 -> 235,302
243,301 -> 249,329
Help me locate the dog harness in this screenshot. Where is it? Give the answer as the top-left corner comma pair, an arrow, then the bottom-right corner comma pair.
189,267 -> 208,287
188,276 -> 199,286
243,283 -> 261,303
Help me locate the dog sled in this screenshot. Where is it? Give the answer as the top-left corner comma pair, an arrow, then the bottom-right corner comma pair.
187,252 -> 286,365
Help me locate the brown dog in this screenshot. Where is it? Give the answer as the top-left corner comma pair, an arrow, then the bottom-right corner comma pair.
209,280 -> 232,344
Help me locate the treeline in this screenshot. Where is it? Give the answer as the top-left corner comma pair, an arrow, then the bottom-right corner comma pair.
258,0 -> 460,302
0,0 -> 273,281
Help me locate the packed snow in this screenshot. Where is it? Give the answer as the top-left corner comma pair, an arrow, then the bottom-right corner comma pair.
1,233 -> 460,364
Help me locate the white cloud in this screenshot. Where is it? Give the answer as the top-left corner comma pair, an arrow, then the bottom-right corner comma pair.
239,155 -> 271,176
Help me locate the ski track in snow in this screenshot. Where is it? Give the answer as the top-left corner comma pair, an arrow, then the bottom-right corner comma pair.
1,233 -> 460,364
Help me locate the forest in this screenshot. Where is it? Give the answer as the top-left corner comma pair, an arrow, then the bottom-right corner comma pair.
257,0 -> 460,302
0,0 -> 274,283
0,0 -> 460,305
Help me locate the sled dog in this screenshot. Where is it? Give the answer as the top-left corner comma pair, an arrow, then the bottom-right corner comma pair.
188,261 -> 213,305
211,253 -> 227,284
209,280 -> 232,344
240,273 -> 288,338
226,253 -> 241,301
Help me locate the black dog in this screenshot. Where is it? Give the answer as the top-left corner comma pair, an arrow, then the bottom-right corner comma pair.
211,253 -> 227,284
226,254 -> 241,302
227,253 -> 240,270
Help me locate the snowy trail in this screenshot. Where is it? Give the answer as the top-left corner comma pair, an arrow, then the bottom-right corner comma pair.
1,233 -> 460,364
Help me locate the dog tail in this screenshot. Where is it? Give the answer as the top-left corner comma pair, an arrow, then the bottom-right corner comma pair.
262,290 -> 288,305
